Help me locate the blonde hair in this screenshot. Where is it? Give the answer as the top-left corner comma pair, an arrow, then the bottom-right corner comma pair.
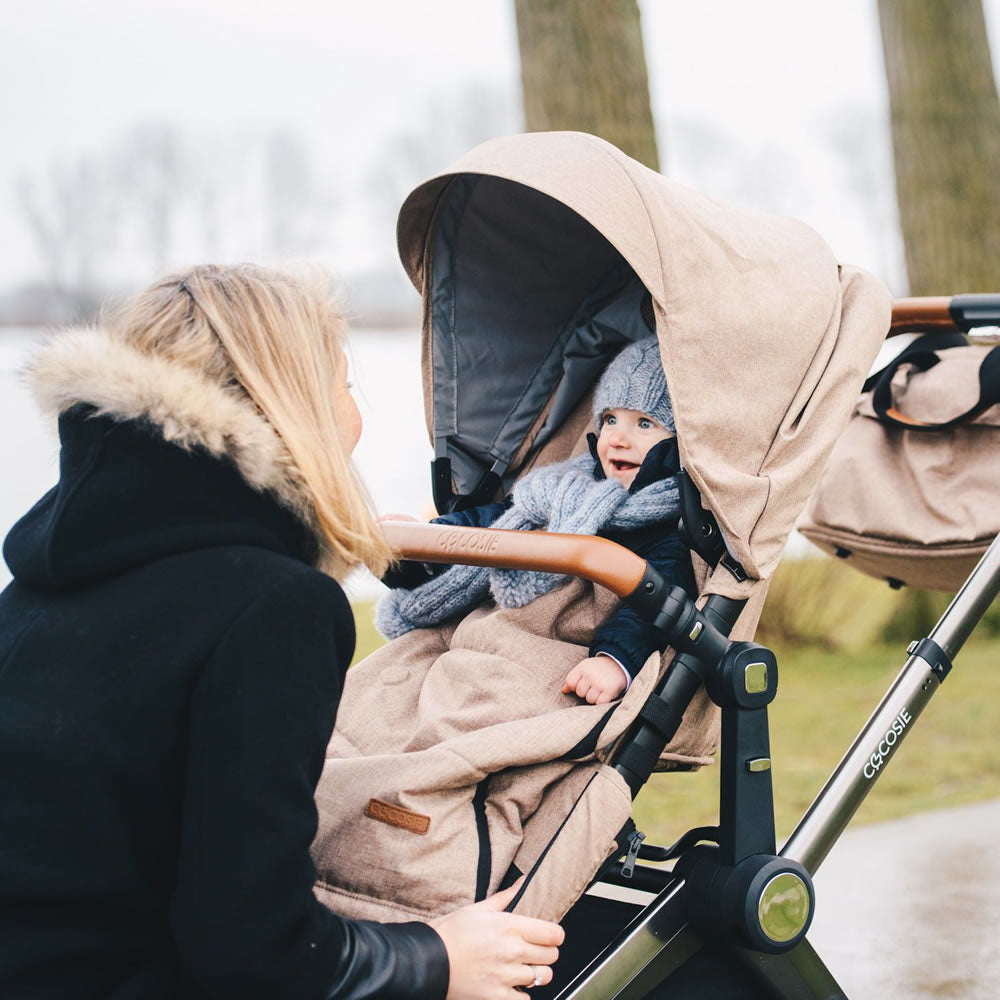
104,263 -> 392,578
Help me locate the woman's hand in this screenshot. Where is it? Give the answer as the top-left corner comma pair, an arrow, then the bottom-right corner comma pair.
561,655 -> 627,704
430,881 -> 564,998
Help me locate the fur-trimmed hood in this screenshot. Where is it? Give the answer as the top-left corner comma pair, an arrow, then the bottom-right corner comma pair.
4,328 -> 324,589
26,327 -> 318,532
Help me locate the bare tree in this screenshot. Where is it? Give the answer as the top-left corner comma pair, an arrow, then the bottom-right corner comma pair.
13,122 -> 342,322
514,0 -> 659,170
878,0 -> 1000,293
111,124 -> 185,274
265,130 -> 332,257
17,156 -> 118,311
190,155 -> 225,262
365,81 -> 520,237
17,173 -> 66,288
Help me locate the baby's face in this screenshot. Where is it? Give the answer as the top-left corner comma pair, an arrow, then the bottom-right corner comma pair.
596,408 -> 672,488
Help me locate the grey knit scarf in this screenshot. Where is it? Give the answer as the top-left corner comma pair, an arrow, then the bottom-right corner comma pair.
376,453 -> 679,639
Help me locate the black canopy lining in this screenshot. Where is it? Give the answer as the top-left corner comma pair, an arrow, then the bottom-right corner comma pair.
428,175 -> 654,506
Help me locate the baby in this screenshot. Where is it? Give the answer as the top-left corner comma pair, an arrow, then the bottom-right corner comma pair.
378,337 -> 695,703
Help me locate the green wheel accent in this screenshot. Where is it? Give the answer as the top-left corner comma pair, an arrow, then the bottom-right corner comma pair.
757,872 -> 811,943
744,661 -> 768,694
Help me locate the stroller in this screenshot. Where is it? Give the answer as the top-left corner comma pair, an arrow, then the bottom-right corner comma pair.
337,132 -> 1000,997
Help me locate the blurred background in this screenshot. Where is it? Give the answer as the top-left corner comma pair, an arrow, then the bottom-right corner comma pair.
5,0 -> 999,566
3,3 -> 1000,993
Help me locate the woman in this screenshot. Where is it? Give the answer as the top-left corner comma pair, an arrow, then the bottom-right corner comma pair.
0,264 -> 562,999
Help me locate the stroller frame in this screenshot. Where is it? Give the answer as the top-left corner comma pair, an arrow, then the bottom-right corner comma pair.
556,534 -> 1000,1000
383,294 -> 1000,999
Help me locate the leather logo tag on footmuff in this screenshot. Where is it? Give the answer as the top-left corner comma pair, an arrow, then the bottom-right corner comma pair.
365,798 -> 431,834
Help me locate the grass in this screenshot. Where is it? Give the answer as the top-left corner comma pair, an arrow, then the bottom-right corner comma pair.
349,599 -> 1000,847
632,639 -> 1000,847
350,599 -> 385,670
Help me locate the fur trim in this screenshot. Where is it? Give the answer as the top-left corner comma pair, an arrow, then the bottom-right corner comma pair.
27,327 -> 319,539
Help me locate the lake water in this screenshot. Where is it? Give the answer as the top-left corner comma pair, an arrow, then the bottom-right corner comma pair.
0,326 -> 429,596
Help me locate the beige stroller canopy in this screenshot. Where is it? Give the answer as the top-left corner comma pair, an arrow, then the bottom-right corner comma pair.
396,131 -> 892,597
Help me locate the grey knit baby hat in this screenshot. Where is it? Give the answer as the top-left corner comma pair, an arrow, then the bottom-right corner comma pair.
592,338 -> 674,432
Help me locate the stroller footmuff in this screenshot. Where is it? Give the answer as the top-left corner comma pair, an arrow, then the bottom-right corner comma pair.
313,577 -> 719,923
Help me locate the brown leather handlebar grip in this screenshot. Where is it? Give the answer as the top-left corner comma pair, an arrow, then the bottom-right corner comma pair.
889,296 -> 955,336
381,521 -> 648,599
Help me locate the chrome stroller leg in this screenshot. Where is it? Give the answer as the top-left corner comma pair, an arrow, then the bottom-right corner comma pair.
730,940 -> 846,1000
553,877 -> 700,1000
782,532 -> 1000,875
551,880 -> 846,1000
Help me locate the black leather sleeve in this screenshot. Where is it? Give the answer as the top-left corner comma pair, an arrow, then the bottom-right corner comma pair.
326,920 -> 449,1000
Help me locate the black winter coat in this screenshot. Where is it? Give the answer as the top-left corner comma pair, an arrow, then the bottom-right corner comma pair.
0,405 -> 448,999
384,436 -> 696,678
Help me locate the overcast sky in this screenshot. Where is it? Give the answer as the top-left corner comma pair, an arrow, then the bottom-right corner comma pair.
2,0 -> 999,296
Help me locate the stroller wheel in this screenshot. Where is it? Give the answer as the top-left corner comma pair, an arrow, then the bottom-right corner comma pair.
755,870 -> 812,947
676,848 -> 815,954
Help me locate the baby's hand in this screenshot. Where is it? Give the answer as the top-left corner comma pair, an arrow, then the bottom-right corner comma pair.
561,655 -> 627,705
379,512 -> 418,523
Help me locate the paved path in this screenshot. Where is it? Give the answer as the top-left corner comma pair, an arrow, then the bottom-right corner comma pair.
808,799 -> 1000,999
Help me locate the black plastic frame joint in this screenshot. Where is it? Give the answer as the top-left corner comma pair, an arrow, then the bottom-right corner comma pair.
720,552 -> 748,583
950,293 -> 1000,330
907,637 -> 953,682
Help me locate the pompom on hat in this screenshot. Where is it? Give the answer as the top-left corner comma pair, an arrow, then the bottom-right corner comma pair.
592,338 -> 674,433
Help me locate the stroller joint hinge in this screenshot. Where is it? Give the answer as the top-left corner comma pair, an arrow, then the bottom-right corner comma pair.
907,637 -> 953,682
720,552 -> 748,582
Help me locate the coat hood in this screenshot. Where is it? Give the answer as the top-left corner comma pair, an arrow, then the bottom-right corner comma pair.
3,328 -> 320,590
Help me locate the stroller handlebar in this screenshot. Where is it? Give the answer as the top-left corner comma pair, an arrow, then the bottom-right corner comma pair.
380,521 -> 647,599
890,294 -> 1000,336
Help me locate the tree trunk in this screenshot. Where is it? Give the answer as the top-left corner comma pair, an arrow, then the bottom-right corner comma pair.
878,0 -> 1000,293
514,0 -> 660,171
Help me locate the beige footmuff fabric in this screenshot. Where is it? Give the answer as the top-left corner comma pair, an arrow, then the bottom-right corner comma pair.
312,132 -> 892,923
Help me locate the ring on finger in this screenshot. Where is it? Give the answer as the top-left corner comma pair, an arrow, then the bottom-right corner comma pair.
527,964 -> 543,987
